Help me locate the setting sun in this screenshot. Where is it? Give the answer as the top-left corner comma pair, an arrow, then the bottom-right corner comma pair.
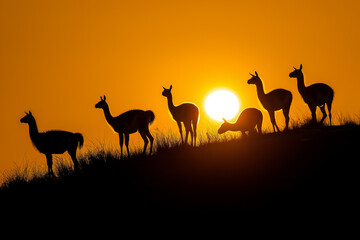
205,90 -> 240,121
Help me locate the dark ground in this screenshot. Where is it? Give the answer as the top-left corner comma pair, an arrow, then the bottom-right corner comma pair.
1,124 -> 359,224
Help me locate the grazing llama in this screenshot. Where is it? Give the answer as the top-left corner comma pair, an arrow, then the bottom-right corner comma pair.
289,64 -> 334,125
162,85 -> 200,146
95,95 -> 155,158
248,71 -> 293,132
218,108 -> 263,136
20,111 -> 84,176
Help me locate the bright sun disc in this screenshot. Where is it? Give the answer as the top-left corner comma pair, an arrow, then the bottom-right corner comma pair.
205,90 -> 240,121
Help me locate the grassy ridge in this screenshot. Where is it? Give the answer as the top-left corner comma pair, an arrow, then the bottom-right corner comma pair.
1,123 -> 359,218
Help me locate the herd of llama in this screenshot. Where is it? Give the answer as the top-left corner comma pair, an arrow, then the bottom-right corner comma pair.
21,64 -> 334,176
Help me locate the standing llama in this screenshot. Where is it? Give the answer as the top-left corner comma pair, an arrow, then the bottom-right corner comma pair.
20,111 -> 84,176
95,95 -> 155,158
289,64 -> 334,125
162,85 -> 200,146
218,108 -> 263,136
248,71 -> 293,132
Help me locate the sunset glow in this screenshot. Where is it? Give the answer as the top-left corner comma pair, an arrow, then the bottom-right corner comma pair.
205,90 -> 240,121
1,0 -> 360,174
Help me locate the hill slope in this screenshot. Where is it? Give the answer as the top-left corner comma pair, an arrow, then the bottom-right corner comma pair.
1,124 -> 359,218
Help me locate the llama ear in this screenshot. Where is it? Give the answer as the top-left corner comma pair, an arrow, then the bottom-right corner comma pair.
100,96 -> 103,101
103,95 -> 106,101
255,71 -> 259,77
170,85 -> 172,90
162,86 -> 166,90
293,66 -> 297,70
222,118 -> 227,123
249,72 -> 254,77
29,110 -> 32,115
300,64 -> 303,70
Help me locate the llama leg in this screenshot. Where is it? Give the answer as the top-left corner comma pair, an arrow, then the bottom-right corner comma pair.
268,111 -> 275,132
184,129 -> 189,145
190,128 -> 194,146
139,130 -> 149,155
319,105 -> 327,124
177,122 -> 183,144
188,125 -> 194,146
124,133 -> 130,157
184,122 -> 192,145
46,154 -> 54,177
283,107 -> 290,130
68,148 -> 79,173
309,104 -> 317,124
192,120 -> 198,147
119,133 -> 124,159
146,129 -> 154,154
327,101 -> 332,126
269,111 -> 279,132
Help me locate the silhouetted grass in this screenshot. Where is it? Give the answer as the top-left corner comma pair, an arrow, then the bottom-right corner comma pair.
1,121 -> 359,220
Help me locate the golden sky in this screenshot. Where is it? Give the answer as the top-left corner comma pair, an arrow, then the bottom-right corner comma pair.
1,0 -> 360,174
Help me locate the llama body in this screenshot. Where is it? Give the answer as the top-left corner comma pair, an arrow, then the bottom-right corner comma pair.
20,111 -> 83,176
289,64 -> 334,125
162,85 -> 199,146
248,71 -> 292,132
218,108 -> 263,135
95,95 -> 155,158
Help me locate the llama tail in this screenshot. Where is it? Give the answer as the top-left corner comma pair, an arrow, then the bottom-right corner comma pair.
75,133 -> 84,149
145,110 -> 155,125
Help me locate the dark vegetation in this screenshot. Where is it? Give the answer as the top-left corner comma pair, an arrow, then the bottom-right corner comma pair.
1,121 -> 359,220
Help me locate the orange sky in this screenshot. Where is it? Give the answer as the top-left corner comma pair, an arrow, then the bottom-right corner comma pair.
1,0 -> 360,175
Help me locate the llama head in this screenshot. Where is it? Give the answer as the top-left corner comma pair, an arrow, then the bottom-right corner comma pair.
95,95 -> 107,109
247,71 -> 261,85
217,118 -> 230,134
162,85 -> 173,98
20,111 -> 35,124
289,64 -> 303,78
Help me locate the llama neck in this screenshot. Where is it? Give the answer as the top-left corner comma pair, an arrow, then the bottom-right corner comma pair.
102,104 -> 115,126
166,95 -> 176,113
28,120 -> 39,141
296,73 -> 306,93
255,81 -> 267,103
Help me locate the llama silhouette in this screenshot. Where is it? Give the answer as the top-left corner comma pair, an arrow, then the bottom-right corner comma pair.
162,85 -> 199,146
248,71 -> 293,132
95,95 -> 155,158
289,64 -> 334,125
20,111 -> 84,176
218,108 -> 263,136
